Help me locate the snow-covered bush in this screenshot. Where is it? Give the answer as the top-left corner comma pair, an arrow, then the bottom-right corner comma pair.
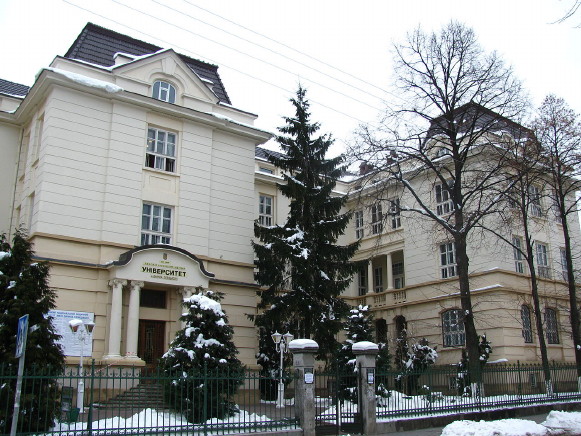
456,334 -> 492,396
395,338 -> 438,394
159,289 -> 244,423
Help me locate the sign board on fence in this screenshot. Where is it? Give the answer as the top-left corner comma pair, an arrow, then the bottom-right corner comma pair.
47,310 -> 94,356
15,314 -> 29,358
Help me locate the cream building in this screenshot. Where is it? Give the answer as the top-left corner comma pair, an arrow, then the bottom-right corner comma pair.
1,23 -> 579,371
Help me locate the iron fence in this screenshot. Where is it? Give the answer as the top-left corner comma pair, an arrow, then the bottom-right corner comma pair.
375,362 -> 581,420
0,362 -> 298,435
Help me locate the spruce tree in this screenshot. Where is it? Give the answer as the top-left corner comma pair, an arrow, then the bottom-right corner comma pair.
253,86 -> 360,362
159,289 -> 243,423
0,230 -> 64,433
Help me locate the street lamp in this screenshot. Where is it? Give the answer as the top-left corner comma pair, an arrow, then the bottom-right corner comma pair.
271,331 -> 294,408
69,319 -> 95,413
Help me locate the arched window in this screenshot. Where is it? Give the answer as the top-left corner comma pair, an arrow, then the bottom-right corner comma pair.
152,80 -> 176,103
521,305 -> 533,343
545,308 -> 559,344
442,309 -> 465,347
376,319 -> 387,343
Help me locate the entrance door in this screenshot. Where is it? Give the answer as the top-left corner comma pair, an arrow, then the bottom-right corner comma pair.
138,320 -> 166,373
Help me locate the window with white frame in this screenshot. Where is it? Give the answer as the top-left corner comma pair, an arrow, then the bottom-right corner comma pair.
529,185 -> 542,217
545,308 -> 559,344
389,198 -> 401,229
358,267 -> 367,296
355,210 -> 364,239
435,181 -> 453,216
442,309 -> 465,347
152,80 -> 176,103
440,242 -> 457,279
521,305 -> 533,343
258,195 -> 273,226
141,203 -> 172,245
374,266 -> 383,293
536,242 -> 551,279
560,248 -> 568,281
513,236 -> 525,274
371,204 -> 383,234
392,261 -> 405,289
146,128 -> 176,172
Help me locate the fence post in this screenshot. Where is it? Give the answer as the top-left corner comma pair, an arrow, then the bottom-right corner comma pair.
289,339 -> 318,436
353,341 -> 379,436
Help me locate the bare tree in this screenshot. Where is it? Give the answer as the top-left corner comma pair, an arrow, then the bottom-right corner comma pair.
352,21 -> 528,382
533,95 -> 581,382
553,0 -> 581,26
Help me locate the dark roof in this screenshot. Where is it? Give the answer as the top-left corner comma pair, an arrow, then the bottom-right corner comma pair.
0,78 -> 30,97
64,23 -> 231,104
255,146 -> 284,161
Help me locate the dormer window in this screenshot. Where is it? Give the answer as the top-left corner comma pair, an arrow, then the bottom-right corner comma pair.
152,80 -> 176,104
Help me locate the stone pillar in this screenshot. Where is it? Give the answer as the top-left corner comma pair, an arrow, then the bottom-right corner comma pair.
289,339 -> 319,436
125,281 -> 143,359
178,287 -> 195,328
104,279 -> 126,359
353,341 -> 379,436
386,253 -> 393,290
367,259 -> 374,294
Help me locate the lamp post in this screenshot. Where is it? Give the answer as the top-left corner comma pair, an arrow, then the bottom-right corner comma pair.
69,319 -> 95,413
271,331 -> 294,408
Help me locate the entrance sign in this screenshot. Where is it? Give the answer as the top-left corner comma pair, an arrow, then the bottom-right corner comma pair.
15,314 -> 29,358
48,310 -> 94,356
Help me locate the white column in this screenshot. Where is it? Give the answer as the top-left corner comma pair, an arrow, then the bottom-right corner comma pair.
367,259 -> 374,293
386,253 -> 393,290
105,279 -> 126,359
178,287 -> 195,328
125,280 -> 144,359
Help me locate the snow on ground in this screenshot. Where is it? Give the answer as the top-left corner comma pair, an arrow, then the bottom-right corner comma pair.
441,411 -> 581,436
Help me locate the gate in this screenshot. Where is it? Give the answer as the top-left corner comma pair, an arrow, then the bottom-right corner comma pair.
315,367 -> 363,435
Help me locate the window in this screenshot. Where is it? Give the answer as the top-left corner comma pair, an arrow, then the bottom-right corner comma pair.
146,128 -> 176,172
141,203 -> 172,245
513,236 -> 525,274
374,267 -> 383,293
560,248 -> 568,281
435,181 -> 453,216
140,289 -> 167,309
553,193 -> 563,224
357,267 -> 367,296
529,185 -> 542,217
545,308 -> 559,344
392,261 -> 405,289
442,309 -> 465,347
355,210 -> 364,239
376,319 -> 388,343
259,167 -> 273,174
440,242 -> 457,279
536,242 -> 551,279
389,198 -> 401,229
32,114 -> 44,162
258,195 -> 273,226
371,204 -> 383,234
521,305 -> 533,343
152,80 -> 176,103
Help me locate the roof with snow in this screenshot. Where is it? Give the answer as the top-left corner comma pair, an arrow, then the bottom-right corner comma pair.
64,23 -> 231,104
0,78 -> 30,98
255,146 -> 284,161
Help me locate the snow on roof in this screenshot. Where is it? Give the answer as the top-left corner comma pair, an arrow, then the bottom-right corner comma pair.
352,341 -> 379,353
43,68 -> 123,93
288,339 -> 319,351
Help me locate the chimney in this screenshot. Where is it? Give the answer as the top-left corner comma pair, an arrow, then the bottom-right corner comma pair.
359,162 -> 374,175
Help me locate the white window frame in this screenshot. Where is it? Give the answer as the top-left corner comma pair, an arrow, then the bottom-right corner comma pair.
545,308 -> 559,344
521,305 -> 533,343
536,242 -> 551,279
152,80 -> 176,103
435,181 -> 453,216
513,236 -> 525,274
560,247 -> 568,282
389,198 -> 401,229
258,195 -> 273,227
529,185 -> 543,218
355,210 -> 364,239
357,267 -> 367,296
146,127 -> 176,172
371,203 -> 383,234
374,266 -> 383,293
392,261 -> 405,289
141,203 -> 172,245
440,242 -> 457,279
442,309 -> 465,347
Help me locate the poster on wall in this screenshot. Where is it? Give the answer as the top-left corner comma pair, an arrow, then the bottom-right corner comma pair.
47,310 -> 94,357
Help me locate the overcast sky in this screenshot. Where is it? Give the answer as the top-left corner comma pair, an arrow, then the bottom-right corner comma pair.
1,0 -> 579,156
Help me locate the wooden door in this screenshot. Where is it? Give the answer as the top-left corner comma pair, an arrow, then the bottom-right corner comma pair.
138,320 -> 166,371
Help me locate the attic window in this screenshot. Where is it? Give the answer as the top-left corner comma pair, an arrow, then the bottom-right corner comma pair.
259,167 -> 274,174
153,81 -> 176,104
